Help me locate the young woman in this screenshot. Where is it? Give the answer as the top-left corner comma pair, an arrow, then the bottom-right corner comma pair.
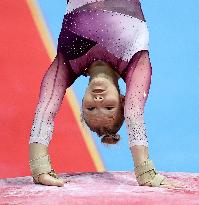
29,0 -> 184,188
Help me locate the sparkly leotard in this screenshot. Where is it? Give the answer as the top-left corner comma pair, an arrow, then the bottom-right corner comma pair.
29,0 -> 152,148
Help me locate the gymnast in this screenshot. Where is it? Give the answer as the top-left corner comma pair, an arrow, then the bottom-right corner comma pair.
29,0 -> 184,188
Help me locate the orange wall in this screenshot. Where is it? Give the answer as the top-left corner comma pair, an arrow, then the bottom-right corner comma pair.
0,0 -> 101,178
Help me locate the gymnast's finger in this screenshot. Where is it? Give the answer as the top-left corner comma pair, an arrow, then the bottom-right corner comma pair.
160,178 -> 187,189
64,178 -> 71,183
39,174 -> 65,187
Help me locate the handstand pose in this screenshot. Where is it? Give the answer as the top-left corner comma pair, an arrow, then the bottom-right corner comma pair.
29,0 -> 183,188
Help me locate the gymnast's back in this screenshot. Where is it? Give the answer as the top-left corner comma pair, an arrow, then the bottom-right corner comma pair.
56,0 -> 149,83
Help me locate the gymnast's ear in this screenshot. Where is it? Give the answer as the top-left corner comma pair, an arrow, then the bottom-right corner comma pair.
120,95 -> 125,107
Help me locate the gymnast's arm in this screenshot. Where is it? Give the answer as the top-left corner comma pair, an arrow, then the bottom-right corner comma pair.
123,50 -> 152,167
29,53 -> 77,186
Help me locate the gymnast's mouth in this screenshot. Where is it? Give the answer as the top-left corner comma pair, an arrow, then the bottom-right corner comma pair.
92,89 -> 105,93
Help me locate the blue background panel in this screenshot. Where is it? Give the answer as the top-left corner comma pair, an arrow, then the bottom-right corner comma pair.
37,0 -> 199,172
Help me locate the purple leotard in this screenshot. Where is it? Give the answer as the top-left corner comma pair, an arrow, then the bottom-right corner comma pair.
29,0 -> 152,148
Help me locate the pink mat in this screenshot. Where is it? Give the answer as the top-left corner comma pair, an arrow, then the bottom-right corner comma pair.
1,171 -> 199,205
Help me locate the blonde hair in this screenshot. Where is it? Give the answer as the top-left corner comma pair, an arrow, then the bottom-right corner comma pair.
81,105 -> 124,145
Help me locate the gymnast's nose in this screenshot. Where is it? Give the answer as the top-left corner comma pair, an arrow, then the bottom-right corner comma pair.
94,95 -> 103,102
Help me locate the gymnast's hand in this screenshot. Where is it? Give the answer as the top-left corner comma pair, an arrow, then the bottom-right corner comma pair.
156,177 -> 188,189
33,173 -> 70,187
30,143 -> 70,187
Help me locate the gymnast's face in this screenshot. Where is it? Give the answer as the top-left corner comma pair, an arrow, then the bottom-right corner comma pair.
82,75 -> 124,134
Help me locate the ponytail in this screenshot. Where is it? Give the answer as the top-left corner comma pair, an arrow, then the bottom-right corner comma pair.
100,133 -> 120,144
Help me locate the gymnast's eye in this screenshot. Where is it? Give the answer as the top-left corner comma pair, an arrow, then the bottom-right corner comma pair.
106,107 -> 114,110
87,107 -> 95,111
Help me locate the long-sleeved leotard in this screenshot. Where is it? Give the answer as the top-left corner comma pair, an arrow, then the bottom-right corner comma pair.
29,0 -> 151,148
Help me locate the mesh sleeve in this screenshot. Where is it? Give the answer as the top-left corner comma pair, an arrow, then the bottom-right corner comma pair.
124,50 -> 152,148
29,52 -> 77,146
